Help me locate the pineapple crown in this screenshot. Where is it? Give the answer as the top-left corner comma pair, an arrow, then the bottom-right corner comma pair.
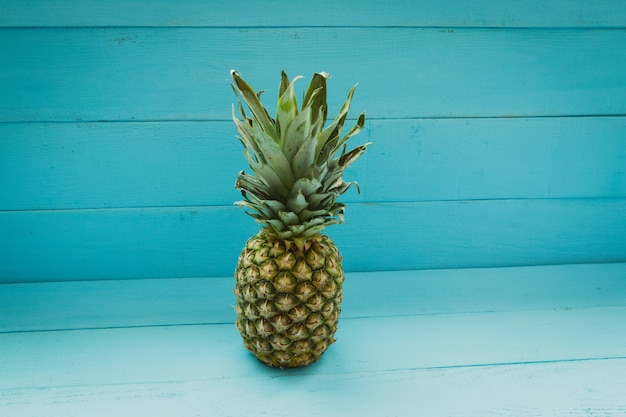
230,69 -> 370,240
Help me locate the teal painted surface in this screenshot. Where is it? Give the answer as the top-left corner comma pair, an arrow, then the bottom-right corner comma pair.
2,117 -> 625,210
1,264 -> 626,415
2,0 -> 626,28
1,1 -> 625,282
1,199 -> 625,282
2,27 -> 626,122
3,263 -> 626,332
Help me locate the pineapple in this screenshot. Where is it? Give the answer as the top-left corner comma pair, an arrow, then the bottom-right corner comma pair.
230,69 -> 369,368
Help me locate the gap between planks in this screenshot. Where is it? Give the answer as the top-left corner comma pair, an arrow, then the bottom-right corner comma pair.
2,263 -> 626,332
1,324 -> 626,417
2,306 -> 626,388
2,263 -> 625,416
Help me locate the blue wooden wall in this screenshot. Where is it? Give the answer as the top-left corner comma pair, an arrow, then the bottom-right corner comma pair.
1,1 -> 625,283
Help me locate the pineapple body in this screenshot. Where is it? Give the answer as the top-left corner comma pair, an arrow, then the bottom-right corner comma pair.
235,231 -> 344,368
229,70 -> 368,367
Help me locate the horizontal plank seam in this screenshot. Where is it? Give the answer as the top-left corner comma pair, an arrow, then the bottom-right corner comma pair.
363,260 -> 626,275
2,113 -> 626,125
2,196 -> 625,214
3,356 -> 626,393
363,260 -> 626,272
341,304 -> 626,321
3,262 -> 624,286
374,355 -> 626,375
0,322 -> 234,335
2,25 -> 626,30
4,303 -> 625,335
5,261 -> 626,284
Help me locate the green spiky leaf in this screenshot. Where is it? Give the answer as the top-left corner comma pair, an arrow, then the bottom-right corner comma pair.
276,72 -> 303,147
230,69 -> 369,239
231,70 -> 278,140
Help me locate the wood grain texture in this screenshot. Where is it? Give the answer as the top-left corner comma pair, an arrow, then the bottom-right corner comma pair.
2,359 -> 625,417
2,263 -> 625,332
1,200 -> 625,282
2,27 -> 626,122
3,307 -> 626,388
2,305 -> 626,416
1,4 -> 625,416
2,117 -> 625,211
2,0 -> 625,28
2,264 -> 625,416
0,4 -> 624,281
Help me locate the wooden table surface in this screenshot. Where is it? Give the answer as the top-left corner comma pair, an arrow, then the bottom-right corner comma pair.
2,263 -> 625,416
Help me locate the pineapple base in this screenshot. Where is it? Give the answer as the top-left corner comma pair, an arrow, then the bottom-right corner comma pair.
234,231 -> 344,368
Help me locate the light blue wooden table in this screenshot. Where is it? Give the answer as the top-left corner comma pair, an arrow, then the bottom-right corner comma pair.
2,264 -> 626,415
1,1 -> 625,415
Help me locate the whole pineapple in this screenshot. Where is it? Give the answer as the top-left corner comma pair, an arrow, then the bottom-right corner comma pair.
230,69 -> 369,368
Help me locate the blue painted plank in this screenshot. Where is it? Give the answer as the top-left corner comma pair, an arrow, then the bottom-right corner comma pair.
2,359 -> 626,417
0,206 -> 256,283
2,307 -> 626,391
0,121 -> 244,210
2,263 -> 624,332
332,198 -> 626,272
2,263 -> 626,414
2,117 -> 624,211
2,0 -> 625,28
2,28 -> 626,122
1,199 -> 624,282
361,117 -> 626,203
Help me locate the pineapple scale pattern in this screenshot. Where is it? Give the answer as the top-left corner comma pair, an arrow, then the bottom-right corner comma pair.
234,232 -> 344,368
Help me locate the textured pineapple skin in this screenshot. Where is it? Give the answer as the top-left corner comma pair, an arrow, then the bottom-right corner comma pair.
234,231 -> 344,368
